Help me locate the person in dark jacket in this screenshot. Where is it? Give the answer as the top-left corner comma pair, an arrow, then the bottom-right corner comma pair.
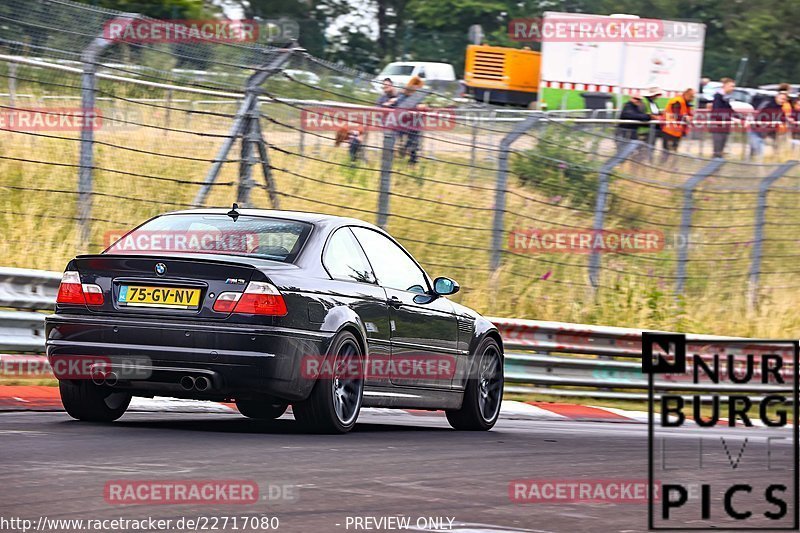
711,77 -> 735,158
616,94 -> 651,145
376,78 -> 397,107
748,92 -> 788,160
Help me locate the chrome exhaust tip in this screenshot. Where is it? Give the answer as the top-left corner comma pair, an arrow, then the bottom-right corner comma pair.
104,371 -> 119,387
91,370 -> 106,386
194,376 -> 211,392
179,375 -> 196,391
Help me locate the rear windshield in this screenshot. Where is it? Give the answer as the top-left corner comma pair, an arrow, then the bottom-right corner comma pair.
105,214 -> 312,263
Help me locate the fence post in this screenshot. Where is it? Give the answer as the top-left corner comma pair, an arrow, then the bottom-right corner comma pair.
253,117 -> 280,209
193,45 -> 296,207
747,161 -> 798,308
587,140 -> 640,288
77,15 -> 140,249
490,113 -> 542,271
675,158 -> 726,296
163,88 -> 172,134
236,98 -> 258,206
376,132 -> 395,229
469,120 -> 478,181
375,89 -> 430,229
8,62 -> 16,107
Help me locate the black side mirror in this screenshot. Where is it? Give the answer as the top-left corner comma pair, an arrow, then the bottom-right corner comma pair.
433,277 -> 459,296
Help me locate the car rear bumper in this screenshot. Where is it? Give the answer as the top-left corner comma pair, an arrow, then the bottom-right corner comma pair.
45,314 -> 335,402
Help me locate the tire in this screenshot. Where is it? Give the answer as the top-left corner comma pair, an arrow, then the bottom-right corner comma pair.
446,337 -> 504,431
59,380 -> 131,422
293,331 -> 364,434
236,399 -> 288,420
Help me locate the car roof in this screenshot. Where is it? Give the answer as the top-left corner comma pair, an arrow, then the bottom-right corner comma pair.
162,208 -> 382,230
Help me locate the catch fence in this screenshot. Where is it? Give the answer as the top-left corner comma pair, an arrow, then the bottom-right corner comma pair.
1,0 -> 800,328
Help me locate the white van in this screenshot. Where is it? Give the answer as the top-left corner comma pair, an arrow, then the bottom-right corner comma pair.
374,61 -> 457,91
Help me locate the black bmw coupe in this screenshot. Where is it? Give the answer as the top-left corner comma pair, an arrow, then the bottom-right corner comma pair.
45,208 -> 504,433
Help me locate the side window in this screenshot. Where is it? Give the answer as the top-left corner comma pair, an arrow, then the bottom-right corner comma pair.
323,227 -> 376,284
351,227 -> 427,292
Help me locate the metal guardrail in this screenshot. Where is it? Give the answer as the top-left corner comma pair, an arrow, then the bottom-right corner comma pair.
0,268 -> 793,401
0,268 -> 59,354
489,316 -> 795,400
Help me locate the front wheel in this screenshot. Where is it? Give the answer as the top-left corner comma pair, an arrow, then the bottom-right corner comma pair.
446,337 -> 503,431
292,331 -> 364,434
59,380 -> 131,422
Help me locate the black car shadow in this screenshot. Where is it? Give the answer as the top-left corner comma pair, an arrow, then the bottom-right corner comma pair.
56,414 -> 456,435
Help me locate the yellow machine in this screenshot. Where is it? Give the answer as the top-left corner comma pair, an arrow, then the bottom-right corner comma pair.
464,45 -> 541,106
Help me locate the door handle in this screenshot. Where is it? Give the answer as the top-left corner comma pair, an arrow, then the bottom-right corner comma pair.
388,296 -> 403,308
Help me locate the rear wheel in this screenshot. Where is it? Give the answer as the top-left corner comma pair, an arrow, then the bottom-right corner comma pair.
236,399 -> 288,420
59,380 -> 131,422
446,338 -> 503,431
293,331 -> 364,434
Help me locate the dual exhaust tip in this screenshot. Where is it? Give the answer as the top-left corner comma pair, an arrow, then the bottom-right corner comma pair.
91,370 -> 118,387
180,375 -> 212,392
91,370 -> 211,392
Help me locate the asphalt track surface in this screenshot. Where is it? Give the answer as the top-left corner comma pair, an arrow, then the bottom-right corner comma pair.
0,409 -> 794,533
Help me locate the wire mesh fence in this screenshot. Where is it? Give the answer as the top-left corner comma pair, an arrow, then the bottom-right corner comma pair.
1,0 -> 799,333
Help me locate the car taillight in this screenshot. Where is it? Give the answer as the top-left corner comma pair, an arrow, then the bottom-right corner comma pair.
82,283 -> 105,305
214,281 -> 287,316
56,271 -> 104,306
212,292 -> 241,313
56,271 -> 84,304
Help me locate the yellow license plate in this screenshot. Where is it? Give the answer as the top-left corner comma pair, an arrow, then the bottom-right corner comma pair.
118,285 -> 201,309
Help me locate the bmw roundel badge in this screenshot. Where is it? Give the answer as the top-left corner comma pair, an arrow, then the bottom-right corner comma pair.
155,263 -> 167,276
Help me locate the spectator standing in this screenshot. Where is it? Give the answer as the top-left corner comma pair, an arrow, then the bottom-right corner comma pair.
393,76 -> 426,166
711,78 -> 736,158
641,87 -> 662,146
616,94 -> 651,144
748,91 -> 788,160
661,88 -> 695,155
377,78 -> 398,107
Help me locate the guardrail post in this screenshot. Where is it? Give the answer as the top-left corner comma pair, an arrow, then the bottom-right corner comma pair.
193,45 -> 297,207
675,158 -> 726,296
77,14 -> 140,250
587,140 -> 640,288
747,161 -> 798,308
490,113 -> 542,271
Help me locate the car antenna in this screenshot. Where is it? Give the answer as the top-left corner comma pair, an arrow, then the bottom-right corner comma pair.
227,203 -> 240,222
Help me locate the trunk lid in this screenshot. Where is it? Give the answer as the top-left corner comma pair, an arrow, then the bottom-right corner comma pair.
72,254 -> 258,319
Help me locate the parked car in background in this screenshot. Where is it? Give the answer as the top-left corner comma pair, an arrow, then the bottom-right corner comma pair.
372,61 -> 457,92
283,69 -> 321,85
699,82 -> 758,111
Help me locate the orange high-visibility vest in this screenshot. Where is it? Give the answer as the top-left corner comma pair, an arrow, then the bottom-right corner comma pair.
662,96 -> 691,137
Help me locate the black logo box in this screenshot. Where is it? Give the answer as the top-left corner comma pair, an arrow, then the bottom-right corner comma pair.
644,333 -> 799,531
